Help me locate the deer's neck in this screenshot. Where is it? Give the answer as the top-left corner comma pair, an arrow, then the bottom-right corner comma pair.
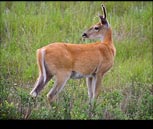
102,27 -> 116,56
102,27 -> 113,44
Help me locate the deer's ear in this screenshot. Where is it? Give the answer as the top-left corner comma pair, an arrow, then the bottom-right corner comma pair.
99,15 -> 108,25
101,4 -> 106,19
99,4 -> 108,25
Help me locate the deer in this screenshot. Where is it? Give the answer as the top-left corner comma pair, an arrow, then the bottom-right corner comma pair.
30,4 -> 116,106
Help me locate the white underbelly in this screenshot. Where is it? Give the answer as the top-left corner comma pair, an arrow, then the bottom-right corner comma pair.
70,71 -> 94,79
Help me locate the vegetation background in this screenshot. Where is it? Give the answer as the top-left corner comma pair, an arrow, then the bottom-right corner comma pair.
0,1 -> 152,119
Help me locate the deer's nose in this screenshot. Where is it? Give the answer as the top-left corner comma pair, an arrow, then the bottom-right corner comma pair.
82,33 -> 87,38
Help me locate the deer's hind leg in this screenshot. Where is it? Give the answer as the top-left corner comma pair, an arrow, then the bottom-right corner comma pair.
47,71 -> 71,104
30,73 -> 53,97
30,48 -> 53,97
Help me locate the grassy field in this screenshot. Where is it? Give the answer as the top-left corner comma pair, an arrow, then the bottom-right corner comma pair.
0,1 -> 152,119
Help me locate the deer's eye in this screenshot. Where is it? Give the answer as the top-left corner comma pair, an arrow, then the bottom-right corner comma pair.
94,27 -> 99,30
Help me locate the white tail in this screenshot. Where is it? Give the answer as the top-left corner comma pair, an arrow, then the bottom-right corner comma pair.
41,49 -> 46,83
30,4 -> 116,104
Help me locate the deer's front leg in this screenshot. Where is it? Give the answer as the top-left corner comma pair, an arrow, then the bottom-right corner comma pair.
86,77 -> 94,103
92,74 -> 103,100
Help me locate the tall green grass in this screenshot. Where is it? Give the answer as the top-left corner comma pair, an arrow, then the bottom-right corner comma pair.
0,1 -> 152,119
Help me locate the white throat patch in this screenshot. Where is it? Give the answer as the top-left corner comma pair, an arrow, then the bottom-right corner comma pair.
100,35 -> 104,42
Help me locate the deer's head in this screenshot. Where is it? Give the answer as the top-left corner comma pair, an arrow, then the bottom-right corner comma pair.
82,4 -> 109,41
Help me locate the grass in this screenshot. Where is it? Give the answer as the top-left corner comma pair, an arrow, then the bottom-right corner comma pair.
0,1 -> 152,119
